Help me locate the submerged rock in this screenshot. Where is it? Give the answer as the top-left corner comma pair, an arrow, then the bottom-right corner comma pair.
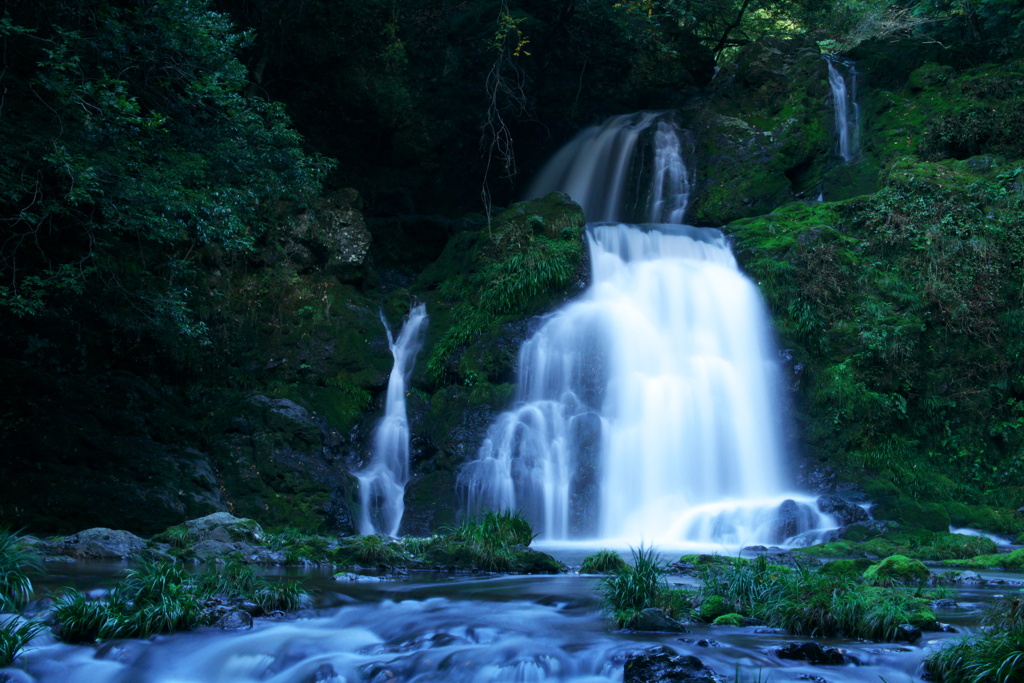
627,608 -> 688,633
776,642 -> 849,665
623,646 -> 722,682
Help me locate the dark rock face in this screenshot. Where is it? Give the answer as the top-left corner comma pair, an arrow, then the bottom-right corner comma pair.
623,646 -> 722,683
816,495 -> 870,526
770,499 -> 820,543
776,642 -> 849,665
279,188 -> 372,283
895,624 -> 923,643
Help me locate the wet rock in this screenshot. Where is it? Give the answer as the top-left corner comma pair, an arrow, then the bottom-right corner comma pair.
742,546 -> 821,569
953,570 -> 985,585
769,500 -> 820,544
215,610 -> 253,630
933,597 -> 959,610
776,642 -> 848,665
628,608 -> 689,633
185,512 -> 266,544
191,539 -> 285,565
816,495 -> 870,526
308,663 -> 340,683
39,528 -> 146,560
696,639 -> 720,647
623,646 -> 723,682
895,624 -> 923,643
796,676 -> 828,683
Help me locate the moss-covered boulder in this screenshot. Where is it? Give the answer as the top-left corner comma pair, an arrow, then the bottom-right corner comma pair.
863,555 -> 930,586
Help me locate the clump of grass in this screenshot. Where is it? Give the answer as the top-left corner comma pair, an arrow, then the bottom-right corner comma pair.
52,559 -> 312,644
336,534 -> 407,568
152,524 -> 196,550
926,596 -> 1024,682
268,528 -> 333,565
197,560 -> 311,612
0,617 -> 46,667
694,555 -> 937,641
601,545 -> 674,627
0,527 -> 42,612
53,560 -> 206,641
0,527 -> 45,665
580,550 -> 627,574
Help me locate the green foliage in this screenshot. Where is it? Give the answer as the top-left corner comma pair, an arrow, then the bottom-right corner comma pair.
694,555 -> 938,641
0,617 -> 46,667
801,529 -> 998,562
729,146 -> 1024,513
52,559 -> 310,643
926,596 -> 1024,682
0,527 -> 42,612
601,545 -> 671,627
422,195 -> 584,385
0,0 -> 330,337
337,535 -> 407,568
580,550 -> 628,574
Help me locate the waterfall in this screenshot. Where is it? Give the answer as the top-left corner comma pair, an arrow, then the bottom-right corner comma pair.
826,56 -> 861,162
357,303 -> 428,537
459,112 -> 833,547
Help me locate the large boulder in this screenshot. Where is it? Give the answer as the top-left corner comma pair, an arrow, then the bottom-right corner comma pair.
623,646 -> 722,682
41,528 -> 146,560
184,513 -> 266,544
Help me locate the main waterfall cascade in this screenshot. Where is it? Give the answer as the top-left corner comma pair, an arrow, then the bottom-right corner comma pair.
459,112 -> 835,548
357,303 -> 428,537
826,56 -> 861,162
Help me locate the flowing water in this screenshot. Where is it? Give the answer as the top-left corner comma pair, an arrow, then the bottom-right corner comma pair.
6,564 -> 987,683
826,57 -> 861,162
460,112 -> 833,548
356,304 -> 428,537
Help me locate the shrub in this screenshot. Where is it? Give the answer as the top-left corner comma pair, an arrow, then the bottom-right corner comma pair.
580,550 -> 627,574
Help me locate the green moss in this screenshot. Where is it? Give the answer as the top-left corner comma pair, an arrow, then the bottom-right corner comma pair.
863,555 -> 930,586
712,612 -> 745,626
699,594 -> 730,622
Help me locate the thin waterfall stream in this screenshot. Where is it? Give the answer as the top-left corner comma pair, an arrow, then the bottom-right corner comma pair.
460,112 -> 834,548
826,56 -> 861,162
357,303 -> 428,537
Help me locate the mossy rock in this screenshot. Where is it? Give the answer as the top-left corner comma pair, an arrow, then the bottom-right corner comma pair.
712,613 -> 745,627
699,595 -> 730,622
863,555 -> 930,586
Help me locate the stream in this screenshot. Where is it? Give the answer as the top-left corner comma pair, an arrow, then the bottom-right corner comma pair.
2,556 -> 1008,683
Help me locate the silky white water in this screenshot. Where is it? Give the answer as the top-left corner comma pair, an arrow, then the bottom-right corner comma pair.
357,303 -> 428,536
826,57 -> 861,162
461,112 -> 832,547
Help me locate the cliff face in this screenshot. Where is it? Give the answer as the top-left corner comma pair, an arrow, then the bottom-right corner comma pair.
2,33 -> 1022,539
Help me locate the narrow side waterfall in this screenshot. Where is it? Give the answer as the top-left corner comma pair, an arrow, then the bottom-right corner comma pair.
826,56 -> 861,162
460,112 -> 833,547
357,303 -> 428,536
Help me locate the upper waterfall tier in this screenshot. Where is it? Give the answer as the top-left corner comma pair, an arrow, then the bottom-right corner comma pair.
526,112 -> 694,224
